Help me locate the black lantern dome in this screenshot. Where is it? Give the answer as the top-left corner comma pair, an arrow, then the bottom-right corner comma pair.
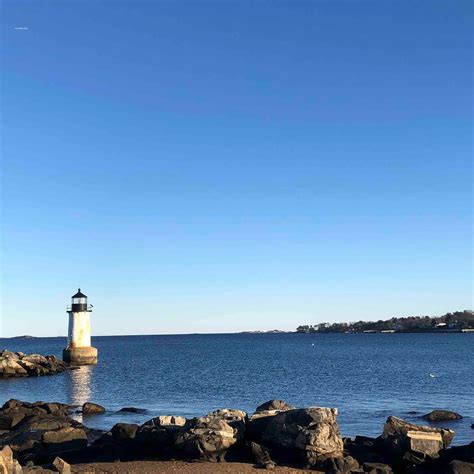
69,288 -> 92,312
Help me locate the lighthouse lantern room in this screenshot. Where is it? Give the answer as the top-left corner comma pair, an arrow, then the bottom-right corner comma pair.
63,289 -> 98,365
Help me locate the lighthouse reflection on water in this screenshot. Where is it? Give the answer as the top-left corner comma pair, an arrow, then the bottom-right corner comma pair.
67,366 -> 93,408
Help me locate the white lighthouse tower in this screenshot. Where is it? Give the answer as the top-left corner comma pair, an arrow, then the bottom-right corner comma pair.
63,289 -> 98,365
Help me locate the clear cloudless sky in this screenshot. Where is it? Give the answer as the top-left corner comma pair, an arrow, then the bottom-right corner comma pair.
1,0 -> 472,336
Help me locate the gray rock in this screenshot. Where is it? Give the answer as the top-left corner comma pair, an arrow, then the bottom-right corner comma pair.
381,416 -> 455,465
174,413 -> 243,460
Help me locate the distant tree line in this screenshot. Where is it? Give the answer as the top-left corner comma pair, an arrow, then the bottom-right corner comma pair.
296,310 -> 474,333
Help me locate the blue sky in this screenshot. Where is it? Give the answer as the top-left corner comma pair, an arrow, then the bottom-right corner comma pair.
1,1 -> 472,336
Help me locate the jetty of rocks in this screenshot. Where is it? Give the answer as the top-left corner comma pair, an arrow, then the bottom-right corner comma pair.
0,350 -> 69,378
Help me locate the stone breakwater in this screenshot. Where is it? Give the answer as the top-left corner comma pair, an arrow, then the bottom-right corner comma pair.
0,351 -> 69,378
0,399 -> 473,473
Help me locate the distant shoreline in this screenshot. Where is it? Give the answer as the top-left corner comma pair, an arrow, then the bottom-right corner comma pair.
2,329 -> 474,339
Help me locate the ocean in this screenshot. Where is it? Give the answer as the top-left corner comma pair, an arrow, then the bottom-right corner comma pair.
1,333 -> 473,445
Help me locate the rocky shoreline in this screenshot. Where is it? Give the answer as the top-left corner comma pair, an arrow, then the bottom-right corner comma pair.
0,351 -> 70,378
0,399 -> 472,473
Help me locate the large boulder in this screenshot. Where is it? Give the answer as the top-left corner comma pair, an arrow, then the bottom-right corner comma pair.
42,427 -> 88,454
133,415 -> 188,458
380,416 -> 455,465
174,411 -> 245,460
15,414 -> 71,432
422,410 -> 463,422
248,407 -> 344,467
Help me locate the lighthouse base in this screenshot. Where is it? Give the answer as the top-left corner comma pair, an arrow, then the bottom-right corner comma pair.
63,346 -> 98,365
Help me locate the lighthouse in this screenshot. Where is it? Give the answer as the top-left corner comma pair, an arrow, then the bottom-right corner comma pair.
63,289 -> 98,365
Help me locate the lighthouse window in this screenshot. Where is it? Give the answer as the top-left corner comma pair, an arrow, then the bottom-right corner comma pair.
73,297 -> 86,304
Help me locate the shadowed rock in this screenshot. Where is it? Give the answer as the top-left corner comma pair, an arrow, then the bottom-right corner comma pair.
111,423 -> 139,441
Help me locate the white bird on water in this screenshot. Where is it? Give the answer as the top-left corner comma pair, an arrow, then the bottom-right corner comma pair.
429,373 -> 437,378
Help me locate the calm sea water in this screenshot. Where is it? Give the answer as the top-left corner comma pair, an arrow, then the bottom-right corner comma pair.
1,333 -> 473,444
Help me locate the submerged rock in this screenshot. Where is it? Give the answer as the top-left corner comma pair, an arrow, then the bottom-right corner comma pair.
422,410 -> 463,422
118,407 -> 147,414
82,402 -> 105,415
